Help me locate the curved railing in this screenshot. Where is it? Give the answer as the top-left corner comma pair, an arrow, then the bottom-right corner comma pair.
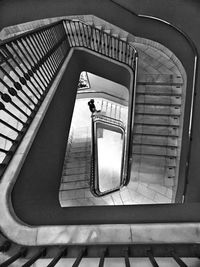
91,114 -> 126,197
63,19 -> 137,69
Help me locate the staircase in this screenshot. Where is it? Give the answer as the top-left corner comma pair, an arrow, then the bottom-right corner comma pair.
59,127 -> 92,206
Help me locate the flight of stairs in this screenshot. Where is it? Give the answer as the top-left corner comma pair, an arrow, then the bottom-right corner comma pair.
59,127 -> 91,206
132,75 -> 183,187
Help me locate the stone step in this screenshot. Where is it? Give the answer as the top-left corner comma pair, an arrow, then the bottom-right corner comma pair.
133,125 -> 179,137
60,180 -> 90,191
62,166 -> 90,175
134,115 -> 180,126
132,145 -> 177,157
136,85 -> 182,95
135,105 -> 181,116
60,188 -> 90,201
133,135 -> 178,147
132,154 -> 176,167
62,173 -> 90,183
135,95 -> 182,106
137,74 -> 183,84
64,161 -> 90,169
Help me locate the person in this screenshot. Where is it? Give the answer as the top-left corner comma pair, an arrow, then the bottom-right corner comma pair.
88,99 -> 98,113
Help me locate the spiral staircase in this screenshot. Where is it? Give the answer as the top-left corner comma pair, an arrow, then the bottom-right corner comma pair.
0,1 -> 199,266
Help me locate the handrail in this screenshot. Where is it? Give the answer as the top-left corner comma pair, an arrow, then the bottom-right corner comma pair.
90,113 -> 126,196
63,19 -> 137,69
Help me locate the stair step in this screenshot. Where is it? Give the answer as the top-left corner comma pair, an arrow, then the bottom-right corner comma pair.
60,180 -> 90,191
62,166 -> 90,175
137,74 -> 183,84
135,105 -> 181,116
64,161 -> 90,169
132,145 -> 177,157
60,188 -> 89,200
133,125 -> 179,136
62,173 -> 90,182
132,154 -> 176,167
134,115 -> 180,126
136,85 -> 182,95
133,135 -> 178,147
135,95 -> 182,105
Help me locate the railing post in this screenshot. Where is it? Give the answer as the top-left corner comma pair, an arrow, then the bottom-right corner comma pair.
98,248 -> 107,267
171,250 -> 188,267
72,247 -> 86,267
21,248 -> 46,267
0,247 -> 27,267
46,247 -> 67,267
124,247 -> 130,267
147,250 -> 159,267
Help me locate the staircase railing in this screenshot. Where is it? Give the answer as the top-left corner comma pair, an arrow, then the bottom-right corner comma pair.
90,113 -> 126,196
63,19 -> 137,69
0,18 -> 137,180
0,20 -> 69,178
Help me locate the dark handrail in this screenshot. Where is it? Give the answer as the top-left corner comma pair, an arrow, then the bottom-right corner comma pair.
90,113 -> 126,196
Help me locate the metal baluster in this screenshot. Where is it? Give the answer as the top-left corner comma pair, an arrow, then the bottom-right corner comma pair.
171,251 -> 188,267
0,66 -> 36,107
31,33 -> 52,79
81,23 -> 88,48
86,24 -> 92,49
147,250 -> 159,267
77,22 -> 84,46
0,50 -> 40,102
0,118 -> 20,134
72,248 -> 86,267
69,21 -> 76,46
63,21 -> 73,47
0,247 -> 27,267
124,248 -> 130,267
46,247 -> 67,267
0,78 -> 33,112
21,248 -> 46,267
44,29 -> 58,73
24,35 -> 50,85
98,248 -> 107,267
13,39 -> 46,90
39,30 -> 55,77
0,99 -> 27,124
5,43 -> 43,97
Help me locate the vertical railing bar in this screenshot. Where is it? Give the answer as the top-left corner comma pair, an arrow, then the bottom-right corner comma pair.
46,247 -> 67,267
24,36 -> 50,85
0,247 -> 27,267
171,251 -> 188,267
19,39 -> 46,90
82,23 -> 88,48
39,30 -> 55,76
124,248 -> 130,267
0,118 -> 21,133
63,21 -> 73,47
72,248 -> 86,267
77,22 -> 84,46
0,65 -> 37,106
0,50 -> 40,101
72,21 -> 79,46
69,21 -> 76,46
86,24 -> 92,49
94,27 -> 99,52
98,248 -> 107,267
0,99 -> 28,123
21,248 -> 46,267
31,33 -> 52,79
0,133 -> 15,143
0,77 -> 33,112
44,29 -> 57,73
13,40 -> 46,90
5,43 -> 43,97
147,250 -> 159,267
